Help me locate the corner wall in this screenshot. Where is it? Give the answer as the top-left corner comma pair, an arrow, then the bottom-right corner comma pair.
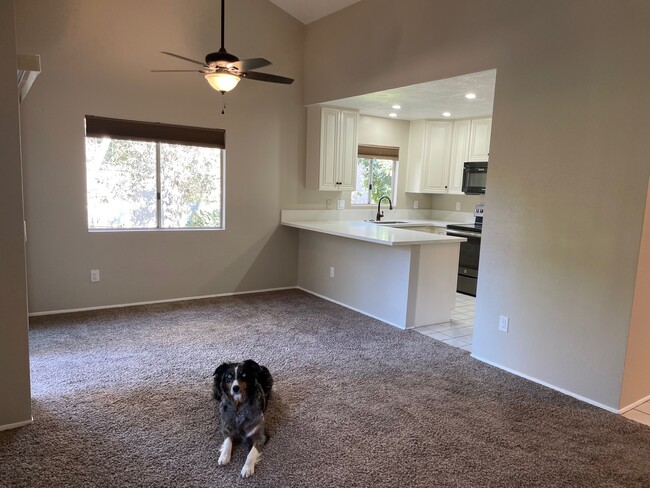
620,177 -> 650,409
303,0 -> 650,409
15,0 -> 304,313
0,0 -> 32,429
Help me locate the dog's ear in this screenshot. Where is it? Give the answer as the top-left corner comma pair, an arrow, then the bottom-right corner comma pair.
212,362 -> 231,401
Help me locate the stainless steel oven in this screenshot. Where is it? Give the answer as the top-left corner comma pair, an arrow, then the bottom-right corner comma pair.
445,205 -> 484,296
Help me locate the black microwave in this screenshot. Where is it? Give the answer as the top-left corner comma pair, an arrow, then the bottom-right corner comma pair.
462,162 -> 487,195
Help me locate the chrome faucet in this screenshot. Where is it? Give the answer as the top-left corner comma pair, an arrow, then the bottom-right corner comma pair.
376,196 -> 393,221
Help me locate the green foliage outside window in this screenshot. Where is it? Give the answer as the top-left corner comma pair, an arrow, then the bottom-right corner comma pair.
86,138 -> 222,229
352,157 -> 395,205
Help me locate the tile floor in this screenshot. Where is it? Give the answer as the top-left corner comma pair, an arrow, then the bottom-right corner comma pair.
414,292 -> 475,353
622,401 -> 650,427
414,293 -> 650,427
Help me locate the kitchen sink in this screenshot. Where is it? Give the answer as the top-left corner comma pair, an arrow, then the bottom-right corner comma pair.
365,220 -> 408,224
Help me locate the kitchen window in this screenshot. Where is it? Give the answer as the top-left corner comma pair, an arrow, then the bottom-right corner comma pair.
85,116 -> 225,230
351,144 -> 399,205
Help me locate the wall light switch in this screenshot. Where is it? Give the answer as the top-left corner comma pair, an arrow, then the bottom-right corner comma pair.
414,200 -> 419,209
337,200 -> 345,210
326,199 -> 333,209
455,201 -> 461,211
329,267 -> 335,278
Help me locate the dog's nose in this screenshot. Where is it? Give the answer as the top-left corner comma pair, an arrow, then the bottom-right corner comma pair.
232,385 -> 240,393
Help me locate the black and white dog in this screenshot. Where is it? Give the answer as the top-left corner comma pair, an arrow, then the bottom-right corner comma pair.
212,359 -> 273,478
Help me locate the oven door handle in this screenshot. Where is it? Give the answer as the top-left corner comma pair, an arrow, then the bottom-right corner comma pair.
445,229 -> 482,239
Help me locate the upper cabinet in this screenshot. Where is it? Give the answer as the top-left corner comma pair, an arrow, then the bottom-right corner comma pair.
406,120 -> 453,193
306,105 -> 359,191
407,117 -> 491,194
467,117 -> 492,162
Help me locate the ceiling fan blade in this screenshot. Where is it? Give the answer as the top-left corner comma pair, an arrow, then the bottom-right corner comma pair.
151,69 -> 203,72
161,51 -> 206,67
241,71 -> 294,84
230,58 -> 271,71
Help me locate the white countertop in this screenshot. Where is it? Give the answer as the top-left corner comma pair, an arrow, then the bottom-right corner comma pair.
281,220 -> 466,246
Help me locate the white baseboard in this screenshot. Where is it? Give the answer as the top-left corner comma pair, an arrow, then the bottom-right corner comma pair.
471,353 -> 619,413
297,287 -> 406,330
618,392 -> 650,414
0,418 -> 33,432
28,286 -> 297,317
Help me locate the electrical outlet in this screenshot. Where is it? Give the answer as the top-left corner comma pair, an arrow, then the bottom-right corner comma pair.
329,267 -> 335,278
413,200 -> 419,209
90,269 -> 100,283
498,315 -> 509,333
326,199 -> 333,209
337,200 -> 345,210
455,201 -> 461,211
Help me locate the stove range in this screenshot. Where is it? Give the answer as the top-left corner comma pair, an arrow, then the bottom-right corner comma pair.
445,204 -> 484,296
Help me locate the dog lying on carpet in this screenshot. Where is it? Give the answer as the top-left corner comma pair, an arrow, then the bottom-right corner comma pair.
212,359 -> 273,478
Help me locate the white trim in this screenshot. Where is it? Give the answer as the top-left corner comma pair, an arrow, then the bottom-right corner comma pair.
471,354 -> 619,413
28,287 -> 296,317
297,287 -> 406,329
0,418 -> 33,432
618,392 -> 650,414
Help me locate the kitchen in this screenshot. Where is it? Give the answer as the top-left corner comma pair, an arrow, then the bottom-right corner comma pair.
283,69 -> 495,348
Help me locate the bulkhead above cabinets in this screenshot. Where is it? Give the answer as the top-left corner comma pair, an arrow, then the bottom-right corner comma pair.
406,117 -> 491,194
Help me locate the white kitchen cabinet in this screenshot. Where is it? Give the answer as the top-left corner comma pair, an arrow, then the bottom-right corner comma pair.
467,117 -> 492,162
448,119 -> 471,194
306,105 -> 359,191
407,117 -> 491,195
406,120 -> 453,193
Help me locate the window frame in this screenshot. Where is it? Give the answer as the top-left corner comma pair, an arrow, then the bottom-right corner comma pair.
84,116 -> 226,232
352,144 -> 399,207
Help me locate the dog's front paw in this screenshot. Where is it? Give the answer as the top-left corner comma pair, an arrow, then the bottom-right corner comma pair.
218,438 -> 232,466
240,446 -> 260,478
218,451 -> 231,466
241,462 -> 255,478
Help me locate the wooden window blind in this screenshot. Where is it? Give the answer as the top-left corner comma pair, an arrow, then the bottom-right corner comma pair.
357,144 -> 399,160
85,116 -> 225,148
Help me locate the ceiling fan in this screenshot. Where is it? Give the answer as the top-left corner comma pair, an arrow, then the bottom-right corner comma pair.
152,0 -> 294,97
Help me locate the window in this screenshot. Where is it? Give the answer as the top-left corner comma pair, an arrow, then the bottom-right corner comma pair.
85,116 -> 225,230
352,144 -> 399,205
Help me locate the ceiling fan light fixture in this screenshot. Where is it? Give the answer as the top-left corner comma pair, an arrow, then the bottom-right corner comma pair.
205,72 -> 240,92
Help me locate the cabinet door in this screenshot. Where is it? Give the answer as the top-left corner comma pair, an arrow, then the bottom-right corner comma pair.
468,118 -> 491,162
448,119 -> 471,194
422,121 -> 453,193
337,110 -> 358,190
318,107 -> 340,190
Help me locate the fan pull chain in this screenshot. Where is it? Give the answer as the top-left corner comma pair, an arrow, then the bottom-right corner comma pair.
220,91 -> 226,114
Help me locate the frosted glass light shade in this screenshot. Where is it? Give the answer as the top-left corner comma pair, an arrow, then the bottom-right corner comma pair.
204,73 -> 240,92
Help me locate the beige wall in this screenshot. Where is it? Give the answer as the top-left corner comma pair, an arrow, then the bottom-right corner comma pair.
0,0 -> 32,428
15,0 -> 304,313
304,0 -> 650,409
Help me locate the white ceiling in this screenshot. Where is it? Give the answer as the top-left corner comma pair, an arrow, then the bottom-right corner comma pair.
269,0 -> 362,25
325,69 -> 496,121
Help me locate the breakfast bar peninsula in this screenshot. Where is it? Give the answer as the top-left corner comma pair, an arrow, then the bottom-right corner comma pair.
281,215 -> 466,329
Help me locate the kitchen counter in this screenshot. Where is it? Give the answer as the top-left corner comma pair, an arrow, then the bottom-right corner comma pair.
282,215 -> 464,329
281,219 -> 466,246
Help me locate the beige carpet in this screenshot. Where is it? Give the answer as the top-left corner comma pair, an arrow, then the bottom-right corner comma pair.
1,289 -> 649,487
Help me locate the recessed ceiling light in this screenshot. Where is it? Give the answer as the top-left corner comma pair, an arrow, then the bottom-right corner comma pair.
389,113 -> 398,118
392,104 -> 401,110
442,112 -> 451,117
465,93 -> 477,100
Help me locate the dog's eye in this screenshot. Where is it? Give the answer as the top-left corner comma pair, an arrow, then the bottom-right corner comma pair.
241,373 -> 247,378
225,374 -> 233,380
